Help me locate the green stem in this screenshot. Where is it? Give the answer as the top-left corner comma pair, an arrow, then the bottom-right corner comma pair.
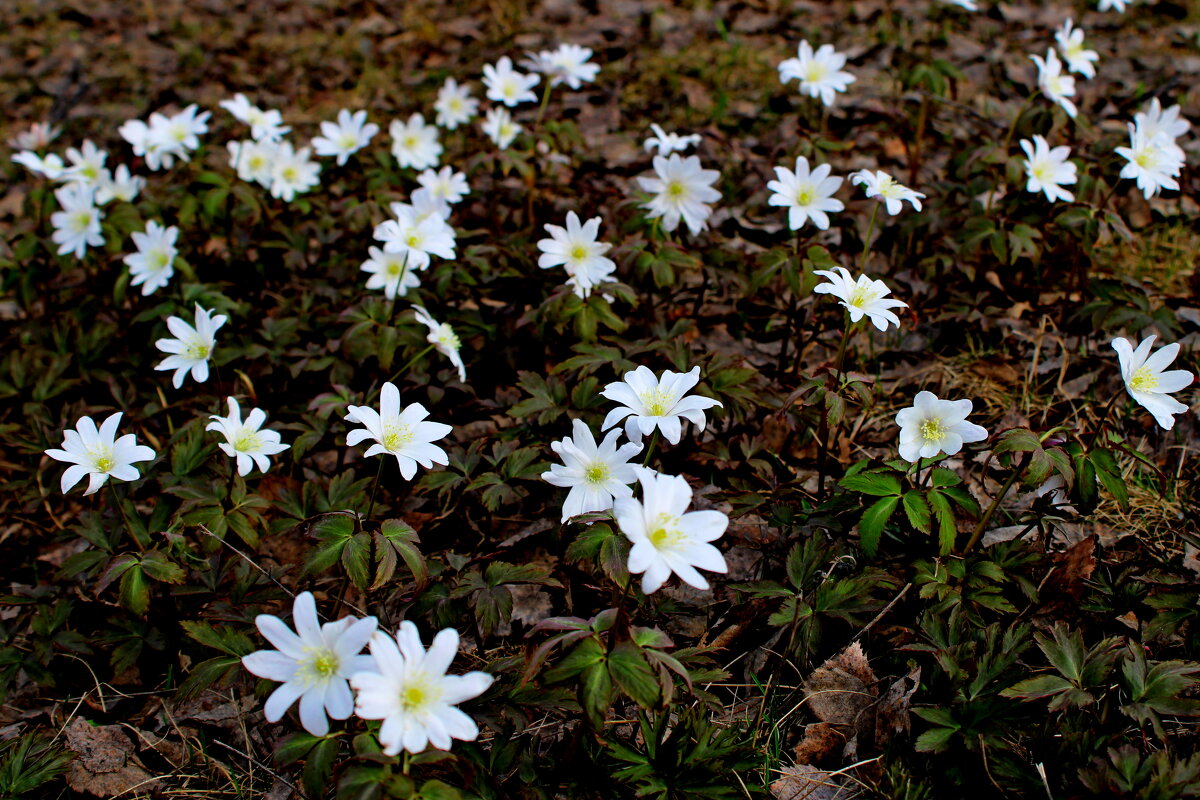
961,451 -> 1032,556
832,316 -> 854,384
860,203 -> 880,274
1088,390 -> 1124,450
365,345 -> 437,407
362,457 -> 386,530
223,457 -> 238,511
641,430 -> 661,467
533,80 -> 553,130
108,481 -> 143,553
984,91 -> 1039,214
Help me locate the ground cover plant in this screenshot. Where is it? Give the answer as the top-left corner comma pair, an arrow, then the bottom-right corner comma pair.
1,0 -> 1199,797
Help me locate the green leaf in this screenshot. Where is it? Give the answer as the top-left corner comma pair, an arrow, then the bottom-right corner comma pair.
273,732 -> 321,766
302,737 -> 339,799
1000,674 -> 1073,700
119,566 -> 149,615
858,495 -> 900,557
927,491 -> 957,555
342,532 -> 371,591
580,662 -> 613,729
608,642 -> 660,709
140,550 -> 185,584
839,473 -> 902,497
902,491 -> 932,532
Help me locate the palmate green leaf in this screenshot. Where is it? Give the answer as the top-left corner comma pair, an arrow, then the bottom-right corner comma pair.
180,621 -> 254,657
342,531 -> 372,591
839,472 -> 902,497
119,565 -> 149,615
927,490 -> 957,555
1000,674 -> 1073,701
903,490 -> 932,532
176,655 -> 244,700
858,495 -> 900,557
608,642 -> 660,709
581,661 -> 613,729
139,550 -> 185,584
544,636 -> 606,684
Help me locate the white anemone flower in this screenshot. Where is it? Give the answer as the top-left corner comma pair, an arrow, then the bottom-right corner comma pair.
390,114 -> 442,170
1098,0 -> 1136,11
228,139 -> 277,187
350,623 -> 494,756
636,154 -> 721,235
44,412 -> 156,495
601,365 -> 723,445
541,419 -> 642,522
269,142 -> 321,202
417,166 -> 469,205
1030,49 -> 1077,119
813,266 -> 908,332
413,306 -> 467,383
362,246 -> 422,300
147,104 -> 211,164
154,304 -> 227,389
895,391 -> 989,462
311,109 -> 379,166
482,107 -> 522,150
536,211 -> 617,299
206,397 -> 291,476
1112,336 -> 1194,430
1019,135 -> 1077,203
1055,19 -> 1099,79
777,41 -> 856,107
614,468 -> 728,595
939,0 -> 978,9
10,122 -> 60,151
219,93 -> 290,142
11,150 -> 67,180
242,592 -> 377,737
373,206 -> 456,272
50,183 -> 104,259
482,56 -> 540,107
1134,98 -> 1190,143
123,220 -> 179,296
390,189 -> 451,224
95,164 -> 145,205
59,140 -> 109,189
767,156 -> 845,231
434,78 -> 479,130
526,43 -> 600,89
344,382 -> 453,480
850,169 -> 925,215
1116,124 -> 1184,199
643,124 -> 702,156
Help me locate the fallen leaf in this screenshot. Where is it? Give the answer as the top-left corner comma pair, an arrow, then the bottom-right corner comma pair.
63,717 -> 159,798
771,763 -> 858,800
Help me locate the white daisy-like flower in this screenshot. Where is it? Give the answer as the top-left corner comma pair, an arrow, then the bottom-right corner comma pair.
373,206 -> 456,272
206,396 -> 291,476
1134,98 -> 1190,143
362,246 -> 422,300
154,304 -> 227,389
895,391 -> 989,463
95,164 -> 145,205
311,109 -> 379,166
50,183 -> 104,259
44,412 -> 156,495
219,93 -> 290,142
413,306 -> 467,383
434,78 -> 479,130
9,122 -> 60,151
349,622 -> 494,756
391,189 -> 451,224
481,107 -> 522,150
242,592 -> 376,737
636,153 -> 721,235
344,382 -> 453,480
123,220 -> 179,296
11,150 -> 67,180
541,418 -> 642,522
939,0 -> 978,10
482,56 -> 540,107
813,266 -> 908,332
1098,0 -> 1136,11
1111,336 -> 1194,430
767,156 -> 845,231
643,123 -> 702,156
1055,19 -> 1099,79
850,169 -> 925,215
1030,49 -> 1077,119
150,104 -> 211,162
390,114 -> 442,170
269,142 -> 321,202
1020,135 -> 1077,203
119,116 -> 175,171
601,365 -> 723,445
228,139 -> 277,187
536,211 -> 618,299
777,40 -> 856,108
416,166 -> 469,205
614,468 -> 728,595
526,43 -> 600,89
1115,124 -> 1184,199
59,140 -> 109,189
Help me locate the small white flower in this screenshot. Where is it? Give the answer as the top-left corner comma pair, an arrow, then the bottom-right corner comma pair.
11,150 -> 67,180
391,189 -> 451,224
123,220 -> 179,296
636,154 -> 721,235
536,211 -> 618,299
767,156 -> 845,231
614,468 -> 728,595
373,206 -> 456,271
10,122 -> 60,151
850,169 -> 925,215
417,166 -> 469,205
541,419 -> 642,522
1111,335 -> 1194,430
242,592 -> 377,736
44,412 -> 156,495
601,365 -> 723,445
60,140 -> 109,189
390,114 -> 442,170
219,94 -> 290,142
526,43 -> 600,89
362,246 -> 421,300
643,123 -> 702,156
1134,98 -> 1190,143
434,78 -> 479,130
1055,19 -> 1099,79
481,107 -> 522,150
207,397 -> 291,476
813,266 -> 908,332
1115,124 -> 1184,199
1020,135 -> 1077,203
154,304 -> 227,389
1098,0 -> 1135,11
895,391 -> 989,462
483,56 -> 540,107
1030,49 -> 1077,119
269,142 -> 321,202
778,40 -> 856,108
119,117 -> 171,171
939,0 -> 978,9
413,306 -> 467,383
311,109 -> 378,166
344,382 -> 453,480
228,139 -> 277,186
50,183 -> 104,259
350,623 -> 494,756
95,164 -> 145,205
151,104 -> 211,162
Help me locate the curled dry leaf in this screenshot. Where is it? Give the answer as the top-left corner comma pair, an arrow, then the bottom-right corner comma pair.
63,717 -> 159,798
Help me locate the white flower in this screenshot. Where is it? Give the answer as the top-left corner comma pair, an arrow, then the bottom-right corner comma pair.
1115,124 -> 1184,199
119,117 -> 174,171
391,189 -> 451,224
344,382 -> 453,480
60,140 -> 109,189
481,107 -> 522,149
350,623 -> 494,756
1019,135 -> 1077,203
417,166 -> 469,205
1098,0 -> 1135,11
154,304 -> 227,389
601,365 -> 723,445
643,123 -> 702,156
636,154 -> 721,235
1030,49 -> 1077,119
895,391 -> 989,462
50,183 -> 104,259
850,169 -> 925,215
526,43 -> 600,89
10,122 -> 60,151
536,211 -> 618,299
1055,19 -> 1099,79
44,412 -> 156,495
362,246 -> 422,300
482,56 -> 540,107
152,104 -> 211,161
413,306 -> 467,382
228,139 -> 277,186
614,468 -> 728,595
1134,98 -> 1190,143
219,94 -> 290,142
813,266 -> 908,332
541,419 -> 642,522
767,156 -> 845,231
390,114 -> 441,170
95,164 -> 145,205
12,150 -> 66,180
434,78 -> 479,130
269,142 -> 321,201
778,41 -> 856,108
939,0 -> 978,9
1112,335 -> 1194,430
311,109 -> 379,166
242,592 -> 376,737
123,220 -> 179,296
206,397 -> 291,476
373,206 -> 456,272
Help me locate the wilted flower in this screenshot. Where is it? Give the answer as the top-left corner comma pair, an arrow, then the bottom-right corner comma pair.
895,391 -> 989,462
1020,135 -> 1077,203
1115,124 -> 1183,199
541,419 -> 642,522
362,246 -> 422,300
50,183 -> 104,259
95,164 -> 145,205
344,382 -> 453,479
434,78 -> 479,130
242,592 -> 376,737
417,166 -> 469,205
1112,335 -> 1194,430
390,114 -> 442,170
601,365 -> 723,445
767,156 -> 844,231
350,623 -> 494,756
536,211 -> 618,299
481,107 -> 522,149
123,220 -> 179,296
636,154 -> 721,235
813,266 -> 908,332
413,306 -> 467,382
482,56 -> 540,107
207,397 -> 291,476
44,412 -> 156,495
1055,19 -> 1099,79
219,94 -> 289,142
778,40 -> 856,107
526,43 -> 600,89
155,304 -> 227,389
269,142 -> 321,201
643,123 -> 702,156
1030,49 -> 1077,119
850,169 -> 925,215
311,109 -> 379,166
614,468 -> 728,595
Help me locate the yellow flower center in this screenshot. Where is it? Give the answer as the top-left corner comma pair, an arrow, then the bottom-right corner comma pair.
398,675 -> 441,711
95,455 -> 114,472
920,417 -> 945,443
340,133 -> 359,149
848,285 -> 878,308
570,244 -> 589,261
403,136 -> 418,149
281,166 -> 298,182
640,388 -> 675,416
805,63 -> 828,83
296,647 -> 340,686
184,342 -> 211,360
233,430 -> 264,453
647,513 -> 684,549
1032,162 -> 1051,181
449,98 -> 463,111
1129,366 -> 1158,392
666,181 -> 685,197
152,250 -> 172,269
405,234 -> 422,248
382,423 -> 414,451
71,211 -> 93,231
796,188 -> 813,206
584,463 -> 610,485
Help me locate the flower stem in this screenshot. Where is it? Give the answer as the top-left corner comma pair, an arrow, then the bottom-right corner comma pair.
365,345 -> 437,406
961,450 -> 1032,556
860,202 -> 880,274
832,316 -> 854,384
362,457 -> 387,530
108,481 -> 144,553
1088,390 -> 1124,451
224,456 -> 238,510
533,80 -> 554,130
641,430 -> 661,467
984,90 -> 1039,214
